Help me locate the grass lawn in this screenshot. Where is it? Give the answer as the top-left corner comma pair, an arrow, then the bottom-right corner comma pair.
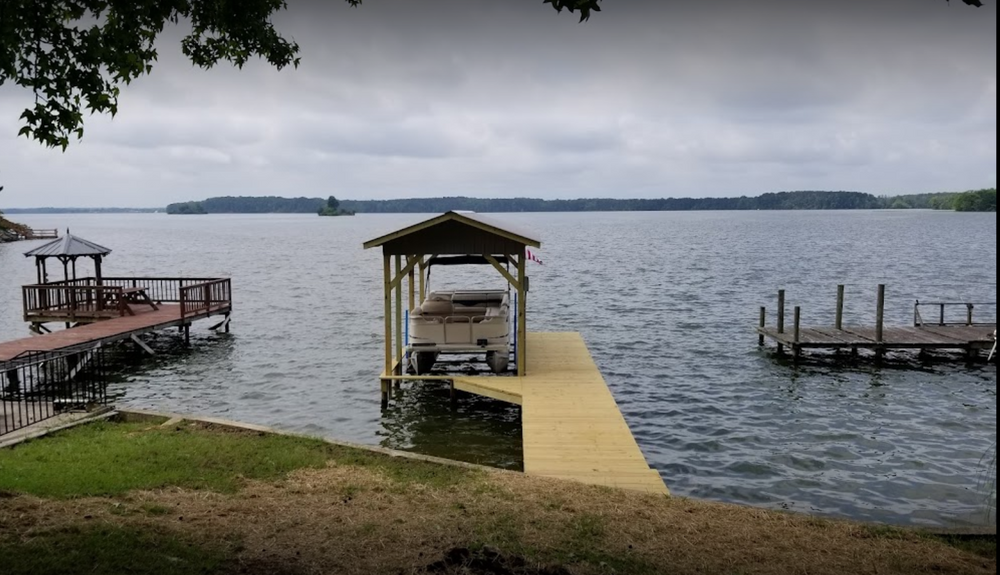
0,416 -> 994,575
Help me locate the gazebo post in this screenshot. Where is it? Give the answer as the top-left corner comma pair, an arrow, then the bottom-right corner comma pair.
517,249 -> 527,376
94,255 -> 103,284
382,253 -> 392,406
71,257 -> 77,281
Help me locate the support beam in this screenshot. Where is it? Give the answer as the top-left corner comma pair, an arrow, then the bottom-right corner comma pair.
130,334 -> 155,356
418,257 -> 426,302
485,255 -> 520,290
394,255 -> 403,374
383,255 -> 392,376
388,256 -> 420,290
517,249 -> 527,376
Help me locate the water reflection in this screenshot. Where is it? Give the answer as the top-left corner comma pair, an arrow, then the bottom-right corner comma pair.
378,381 -> 523,470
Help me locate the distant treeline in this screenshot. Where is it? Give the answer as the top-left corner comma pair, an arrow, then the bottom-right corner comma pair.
9,189 -> 994,215
2,207 -> 160,214
163,189 -> 996,214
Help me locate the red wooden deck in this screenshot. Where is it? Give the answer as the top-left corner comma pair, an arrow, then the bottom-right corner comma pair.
0,304 -> 230,361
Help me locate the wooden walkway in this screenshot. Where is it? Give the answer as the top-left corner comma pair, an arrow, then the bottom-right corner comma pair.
757,324 -> 996,353
454,332 -> 668,495
0,304 -> 230,361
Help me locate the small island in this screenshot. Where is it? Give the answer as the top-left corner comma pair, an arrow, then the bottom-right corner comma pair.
318,196 -> 355,217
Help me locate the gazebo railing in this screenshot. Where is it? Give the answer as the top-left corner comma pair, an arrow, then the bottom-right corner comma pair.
22,284 -> 130,321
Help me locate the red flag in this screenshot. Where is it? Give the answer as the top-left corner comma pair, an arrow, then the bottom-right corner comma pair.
526,249 -> 543,265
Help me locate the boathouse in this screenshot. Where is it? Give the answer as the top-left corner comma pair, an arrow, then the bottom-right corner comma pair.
363,212 -> 669,494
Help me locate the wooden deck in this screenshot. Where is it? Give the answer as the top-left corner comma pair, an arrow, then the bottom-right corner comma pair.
453,332 -> 668,495
0,303 -> 230,361
757,324 -> 996,352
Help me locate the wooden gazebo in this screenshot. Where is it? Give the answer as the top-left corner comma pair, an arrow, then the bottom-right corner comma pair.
363,212 -> 541,404
23,231 -> 110,284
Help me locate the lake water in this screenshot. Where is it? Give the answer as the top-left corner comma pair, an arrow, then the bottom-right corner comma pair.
0,210 -> 995,528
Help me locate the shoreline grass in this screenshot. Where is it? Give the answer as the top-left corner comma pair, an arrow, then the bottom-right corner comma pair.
0,418 -> 995,575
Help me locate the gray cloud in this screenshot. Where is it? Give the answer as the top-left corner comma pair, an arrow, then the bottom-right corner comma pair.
0,0 -> 995,207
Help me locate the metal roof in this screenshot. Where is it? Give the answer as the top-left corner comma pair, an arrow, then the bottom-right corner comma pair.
23,233 -> 112,258
363,211 -> 541,251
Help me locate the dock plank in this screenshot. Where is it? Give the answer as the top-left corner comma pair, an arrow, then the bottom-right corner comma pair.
0,304 -> 231,361
456,332 -> 668,495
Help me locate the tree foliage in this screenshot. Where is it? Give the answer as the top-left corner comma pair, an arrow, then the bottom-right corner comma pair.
0,0 -> 600,150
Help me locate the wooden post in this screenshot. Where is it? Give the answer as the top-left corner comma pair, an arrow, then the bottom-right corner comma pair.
418,258 -> 426,303
758,307 -> 766,346
776,289 -> 785,355
408,261 -> 416,315
875,284 -> 885,361
394,255 -> 403,376
835,284 -> 844,330
793,306 -> 801,360
517,251 -> 527,376
875,284 -> 885,343
383,254 -> 392,377
183,324 -> 190,346
939,303 -> 945,326
966,304 -> 973,326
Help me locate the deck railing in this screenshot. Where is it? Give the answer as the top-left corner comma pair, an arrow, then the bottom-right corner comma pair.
180,278 -> 232,319
22,277 -> 231,322
1,344 -> 109,437
22,284 -> 130,321
914,301 -> 997,327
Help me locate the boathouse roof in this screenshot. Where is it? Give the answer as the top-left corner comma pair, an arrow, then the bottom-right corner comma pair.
363,211 -> 541,255
24,232 -> 112,259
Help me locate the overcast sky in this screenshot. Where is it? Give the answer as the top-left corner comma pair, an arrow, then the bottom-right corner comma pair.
0,0 -> 996,208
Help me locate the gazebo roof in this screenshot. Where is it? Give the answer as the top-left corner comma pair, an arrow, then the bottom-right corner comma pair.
24,232 -> 112,259
363,211 -> 541,255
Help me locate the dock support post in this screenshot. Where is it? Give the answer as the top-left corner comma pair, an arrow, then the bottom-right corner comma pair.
793,306 -> 801,361
418,257 -> 426,303
966,303 -> 974,326
776,289 -> 785,355
875,284 -> 885,361
183,324 -> 190,346
836,285 -> 844,330
383,255 -> 392,403
394,256 -> 402,378
758,307 -> 766,346
517,251 -> 527,376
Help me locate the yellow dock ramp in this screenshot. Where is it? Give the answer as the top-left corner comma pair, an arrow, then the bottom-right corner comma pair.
457,332 -> 668,495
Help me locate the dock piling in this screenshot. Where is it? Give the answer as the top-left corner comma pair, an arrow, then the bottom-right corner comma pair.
758,307 -> 766,346
875,284 -> 885,360
966,303 -> 974,326
836,285 -> 845,330
777,290 -> 785,355
793,306 -> 801,360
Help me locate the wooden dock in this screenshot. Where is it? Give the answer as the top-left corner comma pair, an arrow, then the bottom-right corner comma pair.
0,303 -> 230,361
757,285 -> 996,359
446,333 -> 668,494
